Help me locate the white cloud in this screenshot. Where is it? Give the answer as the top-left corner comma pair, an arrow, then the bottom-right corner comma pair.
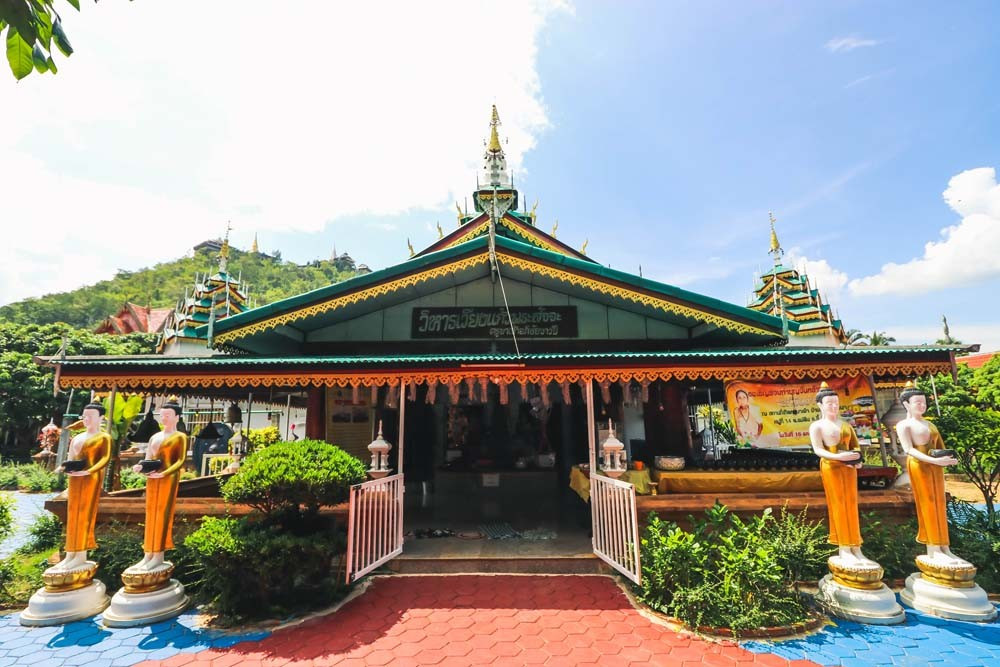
785,249 -> 849,304
825,35 -> 881,53
0,1 -> 569,305
848,167 -> 1000,296
889,323 -> 1000,352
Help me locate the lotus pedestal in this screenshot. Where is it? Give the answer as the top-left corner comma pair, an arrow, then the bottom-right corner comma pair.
816,557 -> 905,625
20,561 -> 110,626
101,563 -> 189,627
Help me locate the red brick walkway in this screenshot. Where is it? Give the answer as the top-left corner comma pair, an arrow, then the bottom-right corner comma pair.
138,575 -> 821,667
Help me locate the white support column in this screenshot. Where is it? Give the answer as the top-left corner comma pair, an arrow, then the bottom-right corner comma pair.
586,380 -> 596,473
397,381 -> 406,475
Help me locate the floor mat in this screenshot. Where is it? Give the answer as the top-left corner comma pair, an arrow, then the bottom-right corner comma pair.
478,521 -> 520,539
519,528 -> 558,540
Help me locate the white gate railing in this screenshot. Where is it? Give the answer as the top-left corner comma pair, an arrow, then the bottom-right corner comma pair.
346,473 -> 404,583
590,473 -> 641,585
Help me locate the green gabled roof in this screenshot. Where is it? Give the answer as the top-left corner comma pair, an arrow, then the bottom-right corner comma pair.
786,305 -> 820,315
783,290 -> 811,300
206,233 -> 789,349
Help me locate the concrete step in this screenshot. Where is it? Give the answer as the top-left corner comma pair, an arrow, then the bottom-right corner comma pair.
388,555 -> 609,575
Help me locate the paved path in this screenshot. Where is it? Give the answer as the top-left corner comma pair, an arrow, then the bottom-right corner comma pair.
138,575 -> 817,667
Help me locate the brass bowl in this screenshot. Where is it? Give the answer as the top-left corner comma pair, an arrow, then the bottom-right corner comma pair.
121,563 -> 174,594
43,561 -> 97,592
915,555 -> 977,588
828,557 -> 884,590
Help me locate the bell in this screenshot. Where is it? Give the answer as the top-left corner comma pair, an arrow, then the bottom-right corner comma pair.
226,402 -> 243,425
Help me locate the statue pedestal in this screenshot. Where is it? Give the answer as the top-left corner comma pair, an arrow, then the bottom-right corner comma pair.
101,563 -> 189,627
20,560 -> 110,626
20,582 -> 110,626
900,573 -> 997,622
817,574 -> 906,625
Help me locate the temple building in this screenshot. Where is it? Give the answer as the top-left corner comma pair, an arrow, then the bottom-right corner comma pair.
95,303 -> 172,336
44,107 -> 967,582
746,215 -> 847,346
157,231 -> 251,356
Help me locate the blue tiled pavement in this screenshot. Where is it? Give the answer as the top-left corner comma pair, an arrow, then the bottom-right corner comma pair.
744,604 -> 1000,666
0,610 -> 269,667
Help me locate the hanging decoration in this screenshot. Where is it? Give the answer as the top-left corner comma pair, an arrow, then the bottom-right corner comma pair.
425,380 -> 438,405
560,381 -> 572,405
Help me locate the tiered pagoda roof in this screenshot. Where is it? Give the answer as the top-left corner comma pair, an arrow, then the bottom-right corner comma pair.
158,229 -> 251,354
746,215 -> 846,345
95,302 -> 172,335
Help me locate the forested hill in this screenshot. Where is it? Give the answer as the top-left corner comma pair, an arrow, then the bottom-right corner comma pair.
0,247 -> 364,329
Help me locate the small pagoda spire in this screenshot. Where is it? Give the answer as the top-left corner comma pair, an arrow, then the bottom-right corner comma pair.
488,104 -> 503,154
768,211 -> 784,265
218,222 -> 232,274
251,233 -> 259,254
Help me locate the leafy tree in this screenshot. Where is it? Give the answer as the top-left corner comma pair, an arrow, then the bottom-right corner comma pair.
0,322 -> 157,457
935,407 -> 1000,522
864,330 -> 896,346
917,364 -> 977,410
1,0 -> 77,81
844,328 -> 867,345
972,355 -> 1000,411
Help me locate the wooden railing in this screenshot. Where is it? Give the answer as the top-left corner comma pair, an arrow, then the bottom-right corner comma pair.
590,473 -> 641,584
346,473 -> 404,583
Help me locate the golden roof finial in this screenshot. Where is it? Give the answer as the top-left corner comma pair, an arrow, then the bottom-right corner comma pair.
551,219 -> 559,237
488,104 -> 503,153
529,199 -> 539,223
769,211 -> 781,254
455,201 -> 464,224
436,221 -> 444,239
580,238 -> 589,255
251,233 -> 259,254
407,238 -> 415,257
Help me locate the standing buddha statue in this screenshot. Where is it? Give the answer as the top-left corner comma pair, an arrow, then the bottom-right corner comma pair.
896,381 -> 996,620
811,382 -> 904,624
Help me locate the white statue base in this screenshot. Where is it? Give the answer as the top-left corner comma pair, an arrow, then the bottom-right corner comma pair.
817,574 -> 906,625
20,580 -> 110,626
891,471 -> 911,490
102,562 -> 188,627
900,573 -> 997,622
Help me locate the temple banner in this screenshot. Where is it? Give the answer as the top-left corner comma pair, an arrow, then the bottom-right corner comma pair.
724,377 -> 877,447
411,306 -> 578,339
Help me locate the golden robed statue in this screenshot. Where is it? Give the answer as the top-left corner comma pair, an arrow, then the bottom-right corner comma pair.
809,383 -> 875,564
51,403 -> 111,573
128,398 -> 188,574
895,383 -> 967,568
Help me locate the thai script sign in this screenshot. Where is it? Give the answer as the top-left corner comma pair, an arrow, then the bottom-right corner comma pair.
723,376 -> 877,448
411,306 -> 578,339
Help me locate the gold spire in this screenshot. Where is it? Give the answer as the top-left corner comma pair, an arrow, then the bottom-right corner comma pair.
580,238 -> 589,255
456,201 -> 464,225
251,233 -> 259,254
218,221 -> 232,273
407,238 -> 415,257
529,199 -> 539,223
436,221 -> 444,239
769,211 -> 781,253
488,104 -> 503,153
551,219 -> 558,238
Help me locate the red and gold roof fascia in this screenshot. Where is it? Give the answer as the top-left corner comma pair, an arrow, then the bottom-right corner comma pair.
57,359 -> 954,391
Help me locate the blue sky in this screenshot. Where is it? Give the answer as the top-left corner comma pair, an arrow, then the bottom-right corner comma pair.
3,1 -> 999,348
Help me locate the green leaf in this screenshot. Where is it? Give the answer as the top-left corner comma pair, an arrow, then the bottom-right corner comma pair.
45,53 -> 54,72
65,0 -> 80,9
51,17 -> 71,56
5,26 -> 33,80
34,6 -> 50,50
31,41 -> 47,72
1,0 -> 38,46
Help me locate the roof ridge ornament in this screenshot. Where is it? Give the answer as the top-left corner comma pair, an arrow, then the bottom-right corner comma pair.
488,104 -> 503,154
768,211 -> 783,264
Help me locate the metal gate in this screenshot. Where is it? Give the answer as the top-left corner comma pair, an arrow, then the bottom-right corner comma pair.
590,473 -> 641,584
345,473 -> 404,583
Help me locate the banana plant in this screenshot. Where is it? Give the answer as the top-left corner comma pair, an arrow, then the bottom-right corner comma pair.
103,393 -> 145,442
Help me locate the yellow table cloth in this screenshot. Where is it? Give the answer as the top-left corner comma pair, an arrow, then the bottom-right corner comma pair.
650,469 -> 823,494
569,466 -> 654,502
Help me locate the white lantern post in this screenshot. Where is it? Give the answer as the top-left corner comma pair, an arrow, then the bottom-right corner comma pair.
367,420 -> 393,479
600,418 -> 626,478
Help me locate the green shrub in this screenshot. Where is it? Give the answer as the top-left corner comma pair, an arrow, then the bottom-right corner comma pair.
0,494 -> 13,544
91,520 -> 202,594
0,551 -> 50,606
0,466 -> 19,491
947,500 -> 1000,593
185,516 -> 346,622
16,512 -> 63,554
222,439 -> 366,524
119,468 -> 147,490
760,506 -> 832,586
246,426 -> 281,452
638,503 -> 815,634
858,512 -> 921,580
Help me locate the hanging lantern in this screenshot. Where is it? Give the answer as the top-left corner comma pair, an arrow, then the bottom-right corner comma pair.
226,402 -> 243,425
367,420 -> 393,479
